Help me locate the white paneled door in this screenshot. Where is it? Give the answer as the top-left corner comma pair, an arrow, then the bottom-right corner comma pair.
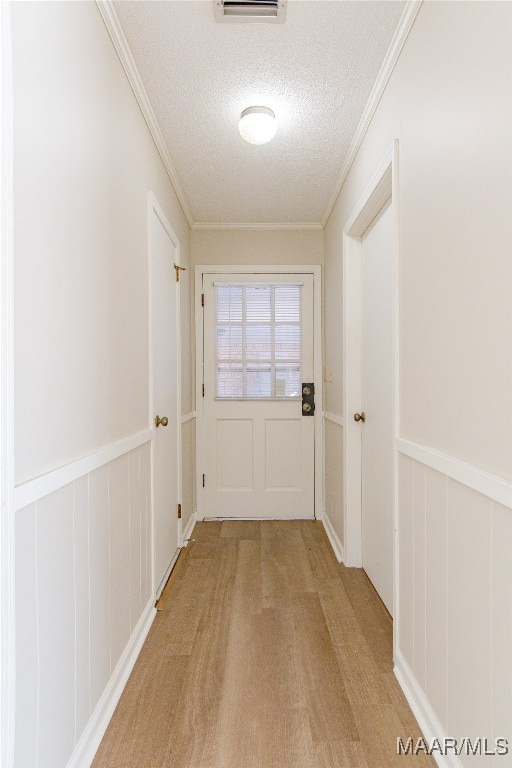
361,202 -> 394,615
202,273 -> 315,519
150,199 -> 180,595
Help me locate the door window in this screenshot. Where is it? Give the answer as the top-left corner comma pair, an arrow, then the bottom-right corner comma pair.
215,283 -> 302,399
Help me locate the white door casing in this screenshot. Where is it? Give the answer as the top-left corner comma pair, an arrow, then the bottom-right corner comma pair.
149,195 -> 181,596
361,202 -> 394,615
196,265 -> 323,522
343,142 -> 399,626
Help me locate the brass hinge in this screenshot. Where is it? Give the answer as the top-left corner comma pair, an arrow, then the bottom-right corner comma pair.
202,383 -> 205,397
174,264 -> 187,283
201,293 -> 204,307
177,503 -> 182,519
202,474 -> 205,488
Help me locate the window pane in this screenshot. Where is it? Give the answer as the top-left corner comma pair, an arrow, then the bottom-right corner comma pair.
275,365 -> 301,397
217,364 -> 243,398
246,365 -> 272,398
217,285 -> 242,322
246,324 -> 271,360
275,324 -> 301,361
275,285 -> 300,322
246,286 -> 271,322
217,324 -> 242,360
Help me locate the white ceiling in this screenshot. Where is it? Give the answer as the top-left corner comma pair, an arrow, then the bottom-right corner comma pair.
113,0 -> 406,225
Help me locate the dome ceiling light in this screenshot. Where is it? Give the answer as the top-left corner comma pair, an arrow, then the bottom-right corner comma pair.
238,106 -> 277,145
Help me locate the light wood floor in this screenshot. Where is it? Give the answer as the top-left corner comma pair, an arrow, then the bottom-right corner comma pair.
92,521 -> 433,767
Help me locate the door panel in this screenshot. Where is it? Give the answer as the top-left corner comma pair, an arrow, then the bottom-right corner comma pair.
150,207 -> 180,593
361,202 -> 394,615
202,273 -> 315,520
218,419 -> 253,490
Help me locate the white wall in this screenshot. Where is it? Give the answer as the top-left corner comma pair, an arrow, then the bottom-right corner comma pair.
13,1 -> 192,484
323,1 -> 512,764
192,227 -> 324,266
11,2 -> 193,766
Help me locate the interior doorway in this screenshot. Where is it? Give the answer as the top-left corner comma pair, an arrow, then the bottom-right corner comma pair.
343,143 -> 398,620
149,194 -> 182,596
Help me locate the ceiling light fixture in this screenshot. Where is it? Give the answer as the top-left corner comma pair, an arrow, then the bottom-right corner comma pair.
238,106 -> 277,145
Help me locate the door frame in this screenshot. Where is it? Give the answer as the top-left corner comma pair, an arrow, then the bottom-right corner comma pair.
195,264 -> 323,521
342,141 -> 399,618
1,3 -> 16,763
148,192 -> 183,598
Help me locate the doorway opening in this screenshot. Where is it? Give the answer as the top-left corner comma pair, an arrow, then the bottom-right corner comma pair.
342,142 -> 399,626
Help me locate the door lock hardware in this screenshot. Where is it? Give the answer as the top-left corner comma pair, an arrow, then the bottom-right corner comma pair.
353,412 -> 366,423
155,415 -> 169,428
302,383 -> 315,416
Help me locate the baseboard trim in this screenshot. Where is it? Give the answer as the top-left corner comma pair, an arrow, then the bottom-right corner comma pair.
394,650 -> 462,768
181,511 -> 196,545
66,599 -> 156,768
322,513 -> 344,563
155,547 -> 181,600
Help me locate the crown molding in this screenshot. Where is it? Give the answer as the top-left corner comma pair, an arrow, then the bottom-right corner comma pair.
321,0 -> 423,227
192,221 -> 323,231
96,0 -> 194,228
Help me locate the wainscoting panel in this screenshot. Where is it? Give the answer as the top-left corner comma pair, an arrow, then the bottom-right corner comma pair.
74,474 -> 91,740
37,484 -> 76,768
323,414 -> 344,558
14,504 -> 38,768
14,439 -> 153,768
397,450 -> 512,768
181,414 -> 196,536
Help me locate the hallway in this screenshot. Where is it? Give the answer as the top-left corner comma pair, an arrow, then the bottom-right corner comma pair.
4,3 -> 512,766
92,521 -> 432,768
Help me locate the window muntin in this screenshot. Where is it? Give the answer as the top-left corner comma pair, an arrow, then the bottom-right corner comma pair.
215,283 -> 302,399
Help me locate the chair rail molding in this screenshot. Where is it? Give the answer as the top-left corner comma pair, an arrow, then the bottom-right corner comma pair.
323,411 -> 344,428
397,438 -> 512,510
15,429 -> 154,511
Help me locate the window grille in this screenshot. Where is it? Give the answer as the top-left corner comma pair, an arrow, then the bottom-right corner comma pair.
215,283 -> 302,399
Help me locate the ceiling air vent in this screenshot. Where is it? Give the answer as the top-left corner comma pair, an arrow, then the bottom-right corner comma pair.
214,0 -> 286,24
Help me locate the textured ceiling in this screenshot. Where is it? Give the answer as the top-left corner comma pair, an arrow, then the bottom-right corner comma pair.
114,1 -> 405,224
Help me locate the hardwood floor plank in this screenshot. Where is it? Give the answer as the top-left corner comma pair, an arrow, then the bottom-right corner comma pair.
220,520 -> 262,539
231,538 -> 263,615
314,739 -> 370,768
338,563 -> 394,672
300,525 -> 341,582
157,559 -> 214,655
262,524 -> 316,609
316,578 -> 388,705
292,592 -> 359,742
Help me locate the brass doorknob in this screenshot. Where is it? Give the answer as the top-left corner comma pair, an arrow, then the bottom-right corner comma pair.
155,415 -> 169,428
353,412 -> 366,423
